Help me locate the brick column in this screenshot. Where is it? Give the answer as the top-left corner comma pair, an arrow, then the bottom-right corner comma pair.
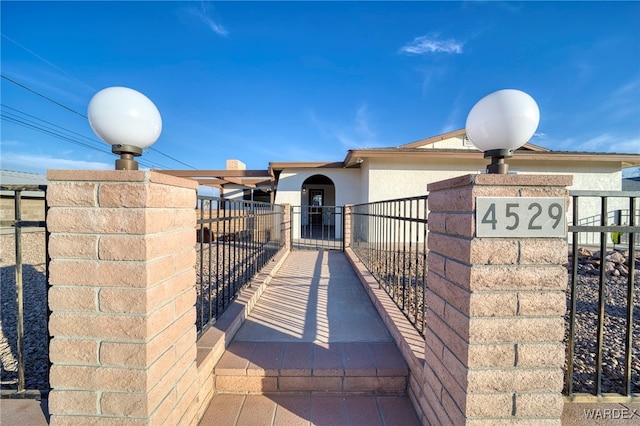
47,170 -> 199,425
282,203 -> 291,250
343,204 -> 352,248
422,174 -> 572,425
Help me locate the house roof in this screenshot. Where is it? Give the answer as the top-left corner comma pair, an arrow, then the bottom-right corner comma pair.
1,169 -> 48,186
343,147 -> 640,168
159,129 -> 640,190
0,170 -> 48,198
342,129 -> 640,168
399,128 -> 549,151
156,169 -> 273,189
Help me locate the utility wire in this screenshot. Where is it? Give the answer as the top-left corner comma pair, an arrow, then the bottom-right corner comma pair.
2,104 -> 171,168
0,111 -> 163,169
147,147 -> 198,169
1,74 -> 199,170
1,74 -> 87,118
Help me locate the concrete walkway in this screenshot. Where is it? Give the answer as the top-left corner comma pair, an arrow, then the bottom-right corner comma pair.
201,250 -> 421,425
233,250 -> 391,344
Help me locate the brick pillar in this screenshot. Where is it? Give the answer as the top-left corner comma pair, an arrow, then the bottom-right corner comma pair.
422,174 -> 572,425
282,203 -> 291,250
47,170 -> 199,425
343,204 -> 353,248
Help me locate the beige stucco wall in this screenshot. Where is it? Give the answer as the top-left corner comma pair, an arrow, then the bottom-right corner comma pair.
274,168 -> 361,239
270,155 -> 629,246
364,156 -> 623,195
417,134 -> 476,150
364,156 -> 627,246
365,157 -> 483,202
274,168 -> 362,206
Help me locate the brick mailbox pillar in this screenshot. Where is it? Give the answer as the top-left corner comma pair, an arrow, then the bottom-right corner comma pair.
422,174 -> 572,425
46,170 -> 199,425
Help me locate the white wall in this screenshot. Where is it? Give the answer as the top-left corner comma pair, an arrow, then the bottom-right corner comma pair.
274,157 -> 628,246
364,157 -> 626,246
274,168 -> 362,206
274,168 -> 361,239
366,157 -> 482,202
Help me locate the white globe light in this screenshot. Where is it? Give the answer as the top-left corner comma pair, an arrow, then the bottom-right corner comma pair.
88,86 -> 162,149
465,89 -> 540,152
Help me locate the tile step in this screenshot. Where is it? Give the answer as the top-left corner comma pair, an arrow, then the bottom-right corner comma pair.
214,341 -> 408,394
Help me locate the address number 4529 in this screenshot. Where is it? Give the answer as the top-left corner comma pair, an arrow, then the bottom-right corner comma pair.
475,197 -> 566,238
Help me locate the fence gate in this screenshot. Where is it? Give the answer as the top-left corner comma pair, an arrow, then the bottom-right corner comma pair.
291,205 -> 344,251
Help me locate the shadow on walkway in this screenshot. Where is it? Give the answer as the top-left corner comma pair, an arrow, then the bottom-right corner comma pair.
201,250 -> 420,425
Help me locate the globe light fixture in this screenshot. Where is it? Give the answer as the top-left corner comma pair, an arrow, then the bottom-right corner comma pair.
88,86 -> 162,170
465,89 -> 540,174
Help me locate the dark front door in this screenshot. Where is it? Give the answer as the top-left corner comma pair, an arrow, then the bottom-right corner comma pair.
309,189 -> 323,226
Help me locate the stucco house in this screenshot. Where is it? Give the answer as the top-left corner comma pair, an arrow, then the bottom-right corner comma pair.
164,129 -> 640,243
267,129 -> 639,206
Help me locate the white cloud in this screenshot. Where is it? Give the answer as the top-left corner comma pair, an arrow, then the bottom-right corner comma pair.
400,35 -> 464,55
609,137 -> 640,154
307,103 -> 380,150
188,2 -> 228,37
338,103 -> 378,149
601,79 -> 640,121
0,153 -> 111,175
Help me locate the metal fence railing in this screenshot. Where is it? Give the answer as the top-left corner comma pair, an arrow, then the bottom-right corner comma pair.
290,205 -> 344,251
565,191 -> 639,400
196,196 -> 285,337
0,184 -> 49,397
350,196 -> 428,336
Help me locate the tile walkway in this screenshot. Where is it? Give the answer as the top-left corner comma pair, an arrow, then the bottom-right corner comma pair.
201,250 -> 421,425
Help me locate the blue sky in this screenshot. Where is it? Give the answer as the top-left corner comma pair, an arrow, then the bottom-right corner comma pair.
1,1 -> 639,177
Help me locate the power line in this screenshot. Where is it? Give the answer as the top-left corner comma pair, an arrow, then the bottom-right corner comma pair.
0,109 -> 167,169
1,114 -> 159,169
1,74 -> 87,118
1,74 -> 199,170
148,147 -> 198,170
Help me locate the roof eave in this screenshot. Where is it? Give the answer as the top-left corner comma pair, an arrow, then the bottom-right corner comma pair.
344,149 -> 640,166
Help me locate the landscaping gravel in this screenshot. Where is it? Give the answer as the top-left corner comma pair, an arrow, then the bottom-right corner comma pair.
1,231 -> 49,391
1,232 -> 638,396
565,249 -> 640,394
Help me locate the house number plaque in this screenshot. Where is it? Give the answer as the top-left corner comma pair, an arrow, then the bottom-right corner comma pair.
476,197 -> 566,238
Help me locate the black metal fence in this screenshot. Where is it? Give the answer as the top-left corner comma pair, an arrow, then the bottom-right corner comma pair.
290,206 -> 344,251
565,191 -> 639,399
0,184 -> 49,397
350,196 -> 428,335
196,196 -> 285,337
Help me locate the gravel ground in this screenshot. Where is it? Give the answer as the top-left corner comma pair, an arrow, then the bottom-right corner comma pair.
1,233 -> 638,396
194,241 -> 280,333
565,265 -> 640,394
1,231 -> 49,391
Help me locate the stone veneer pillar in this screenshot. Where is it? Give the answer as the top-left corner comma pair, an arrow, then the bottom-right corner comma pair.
421,174 -> 572,425
343,204 -> 353,248
46,170 -> 199,425
282,203 -> 291,250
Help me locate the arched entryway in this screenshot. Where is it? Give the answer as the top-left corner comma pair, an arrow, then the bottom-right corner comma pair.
294,174 -> 342,249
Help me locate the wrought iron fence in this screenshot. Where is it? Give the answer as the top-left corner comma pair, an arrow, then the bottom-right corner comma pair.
290,205 -> 344,251
0,184 -> 49,397
565,191 -> 639,400
350,196 -> 428,335
196,196 -> 285,337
